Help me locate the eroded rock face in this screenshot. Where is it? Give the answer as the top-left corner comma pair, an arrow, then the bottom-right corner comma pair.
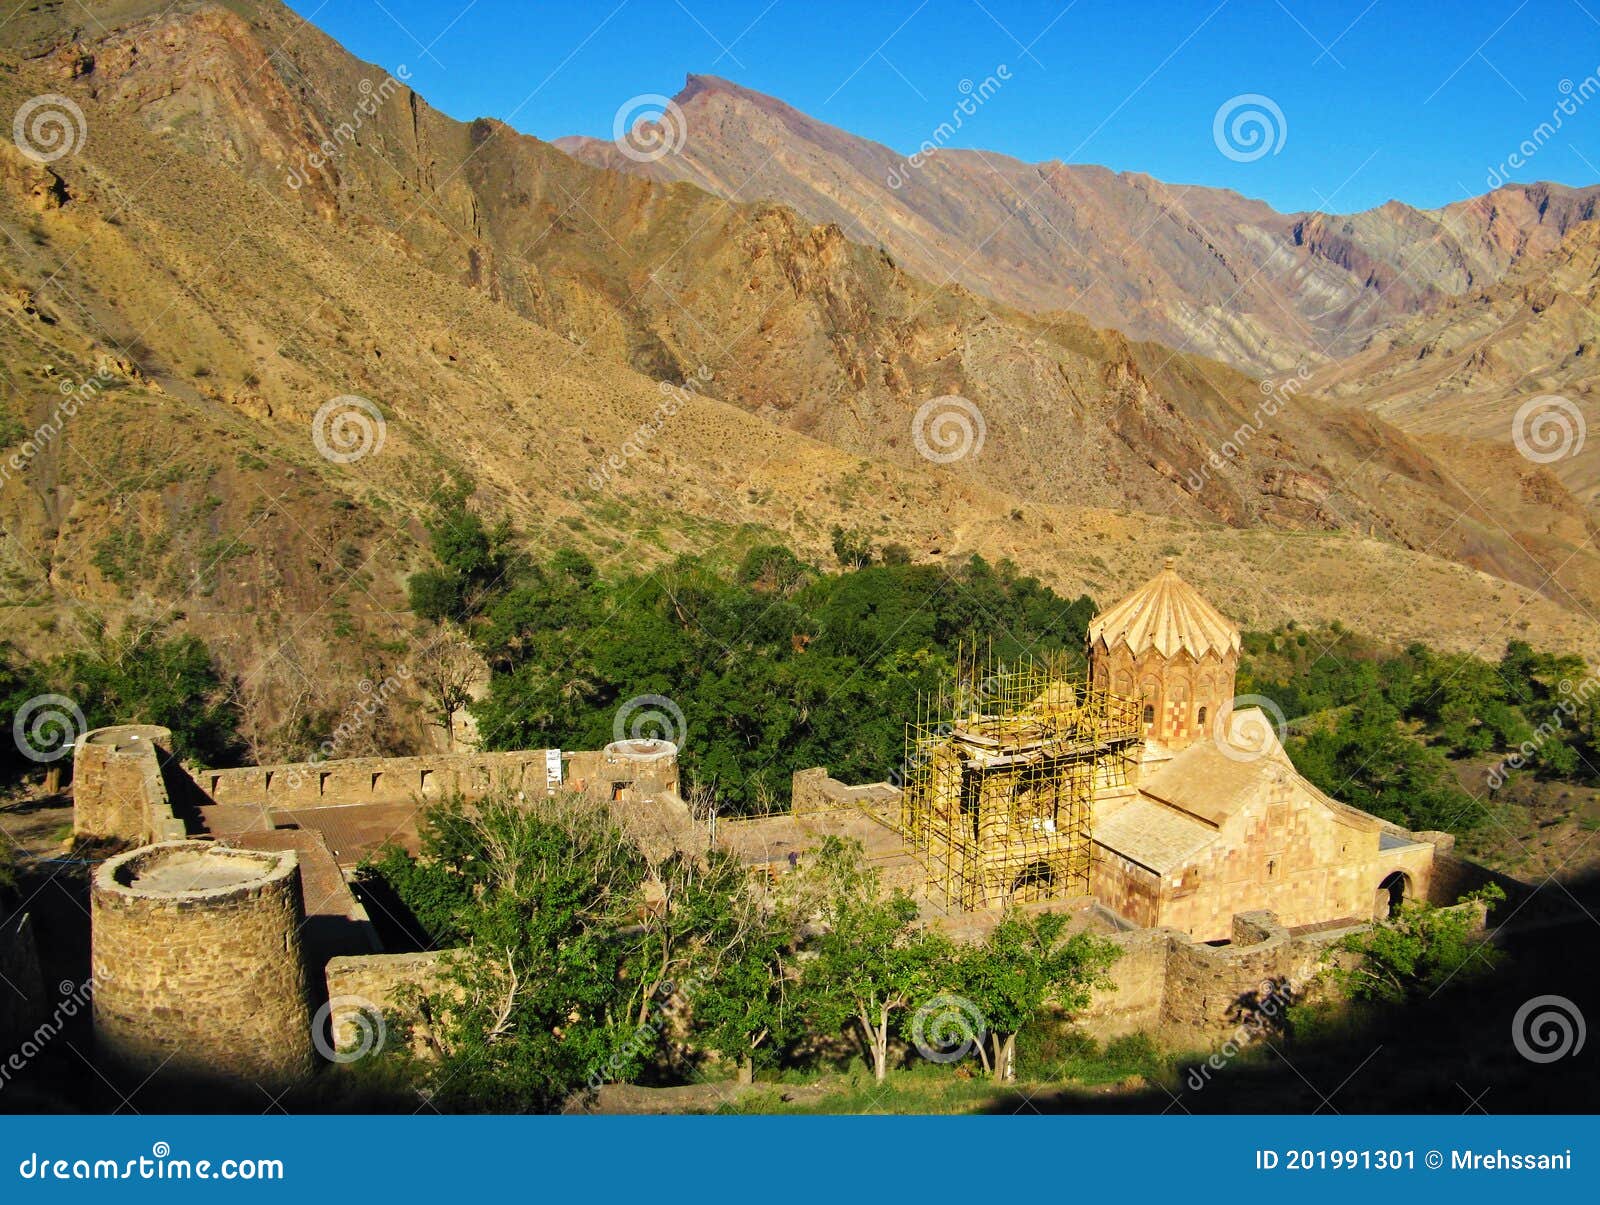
558,73 -> 1600,377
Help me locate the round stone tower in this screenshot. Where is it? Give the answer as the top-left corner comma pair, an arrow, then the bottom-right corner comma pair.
601,738 -> 680,799
1087,559 -> 1240,751
92,841 -> 313,1086
72,724 -> 181,844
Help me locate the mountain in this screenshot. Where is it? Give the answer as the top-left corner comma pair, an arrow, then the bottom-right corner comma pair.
558,74 -> 1600,376
0,0 -> 1595,751
1307,217 -> 1600,609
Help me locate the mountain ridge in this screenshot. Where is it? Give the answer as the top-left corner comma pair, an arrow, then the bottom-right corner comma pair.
558,71 -> 1600,375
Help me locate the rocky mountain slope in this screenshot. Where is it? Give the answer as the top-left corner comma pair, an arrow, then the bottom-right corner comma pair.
559,74 -> 1600,377
0,0 -> 1594,752
1308,217 -> 1600,617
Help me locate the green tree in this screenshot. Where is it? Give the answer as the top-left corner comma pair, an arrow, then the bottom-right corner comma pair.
375,793 -> 650,1110
684,862 -> 797,1083
829,525 -> 873,570
407,506 -> 522,624
0,643 -> 49,783
793,837 -> 950,1081
1290,704 -> 1476,831
953,910 -> 1119,1081
1327,885 -> 1505,1004
51,626 -> 242,766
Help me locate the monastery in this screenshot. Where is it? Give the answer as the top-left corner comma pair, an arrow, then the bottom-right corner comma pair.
31,561 -> 1490,1084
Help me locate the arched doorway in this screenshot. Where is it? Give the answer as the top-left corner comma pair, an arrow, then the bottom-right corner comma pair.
1011,860 -> 1055,902
1375,871 -> 1410,918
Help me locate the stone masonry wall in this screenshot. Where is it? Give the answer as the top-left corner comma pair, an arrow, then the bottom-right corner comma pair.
91,843 -> 313,1086
1159,912 -> 1352,1035
203,750 -> 552,810
324,950 -> 454,1056
1078,926 -> 1168,1038
1081,910 -> 1400,1044
791,767 -> 901,817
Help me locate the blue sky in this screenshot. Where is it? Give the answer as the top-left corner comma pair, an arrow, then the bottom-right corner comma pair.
284,0 -> 1600,213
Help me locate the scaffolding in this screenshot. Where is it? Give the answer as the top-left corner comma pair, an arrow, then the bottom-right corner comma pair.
900,647 -> 1143,911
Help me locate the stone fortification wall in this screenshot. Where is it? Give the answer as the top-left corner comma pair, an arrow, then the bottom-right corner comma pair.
91,842 -> 313,1086
202,749 -> 554,810
791,767 -> 901,817
324,950 -> 454,1056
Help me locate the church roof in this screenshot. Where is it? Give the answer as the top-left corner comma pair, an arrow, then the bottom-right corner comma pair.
1095,709 -> 1383,873
1093,796 -> 1216,874
1138,708 -> 1296,826
1088,559 -> 1241,660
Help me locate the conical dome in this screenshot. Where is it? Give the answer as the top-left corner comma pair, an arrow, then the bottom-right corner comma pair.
1088,559 -> 1240,661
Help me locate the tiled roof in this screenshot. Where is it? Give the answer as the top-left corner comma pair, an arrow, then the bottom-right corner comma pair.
1088,559 -> 1241,660
1094,797 -> 1217,874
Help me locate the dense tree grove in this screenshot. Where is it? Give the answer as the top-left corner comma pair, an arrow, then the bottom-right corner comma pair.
1326,886 -> 1506,1004
408,514 -> 1096,814
1240,626 -> 1598,831
0,626 -> 242,781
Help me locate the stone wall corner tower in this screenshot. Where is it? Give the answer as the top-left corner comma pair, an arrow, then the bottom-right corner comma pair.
1086,559 -> 1240,751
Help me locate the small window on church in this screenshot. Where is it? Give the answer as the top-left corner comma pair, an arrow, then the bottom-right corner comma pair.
1142,704 -> 1154,725
1197,706 -> 1207,725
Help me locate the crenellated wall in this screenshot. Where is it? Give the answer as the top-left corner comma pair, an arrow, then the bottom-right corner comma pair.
201,749 -> 555,810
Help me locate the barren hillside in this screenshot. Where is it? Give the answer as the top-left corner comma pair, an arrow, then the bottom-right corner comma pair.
0,0 -> 1594,753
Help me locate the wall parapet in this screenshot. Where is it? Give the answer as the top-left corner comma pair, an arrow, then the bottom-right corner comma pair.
201,749 -> 556,811
792,767 -> 901,817
325,949 -> 456,1056
1080,909 -> 1374,1042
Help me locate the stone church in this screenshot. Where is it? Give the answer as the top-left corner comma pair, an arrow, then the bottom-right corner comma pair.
1083,561 -> 1437,939
775,560 -> 1444,942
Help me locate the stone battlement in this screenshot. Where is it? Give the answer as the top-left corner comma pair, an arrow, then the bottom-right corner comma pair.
201,750 -> 555,811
